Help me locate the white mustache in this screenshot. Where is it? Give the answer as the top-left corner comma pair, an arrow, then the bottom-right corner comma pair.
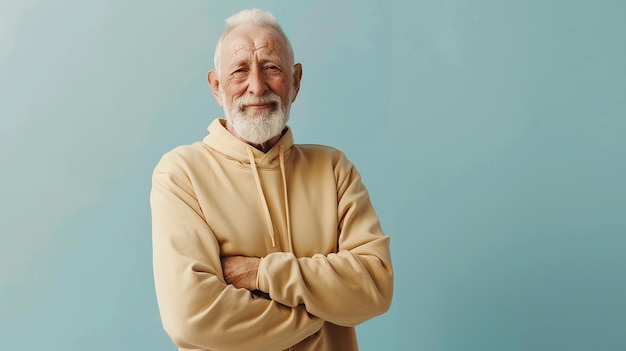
235,93 -> 281,110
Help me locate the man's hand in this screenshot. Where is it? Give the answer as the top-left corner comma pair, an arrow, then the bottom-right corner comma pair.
221,256 -> 261,291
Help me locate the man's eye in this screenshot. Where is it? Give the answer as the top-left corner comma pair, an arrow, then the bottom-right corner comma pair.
265,65 -> 280,72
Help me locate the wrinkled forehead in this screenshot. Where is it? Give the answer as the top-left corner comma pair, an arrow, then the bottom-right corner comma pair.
220,25 -> 289,65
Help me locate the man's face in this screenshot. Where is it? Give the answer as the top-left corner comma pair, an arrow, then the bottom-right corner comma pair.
209,24 -> 302,144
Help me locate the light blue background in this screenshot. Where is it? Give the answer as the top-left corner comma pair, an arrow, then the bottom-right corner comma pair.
1,1 -> 625,350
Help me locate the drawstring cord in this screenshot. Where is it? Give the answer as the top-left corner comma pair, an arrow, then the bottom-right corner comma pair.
246,147 -> 277,247
279,145 -> 294,253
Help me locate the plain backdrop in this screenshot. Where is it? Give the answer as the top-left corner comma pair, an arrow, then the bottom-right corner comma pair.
1,0 -> 625,350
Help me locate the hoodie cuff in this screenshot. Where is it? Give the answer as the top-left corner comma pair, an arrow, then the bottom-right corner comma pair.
255,256 -> 264,291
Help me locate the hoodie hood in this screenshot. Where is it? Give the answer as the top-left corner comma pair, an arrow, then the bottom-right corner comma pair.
202,118 -> 293,169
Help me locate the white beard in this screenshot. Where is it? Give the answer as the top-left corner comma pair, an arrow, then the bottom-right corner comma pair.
222,90 -> 289,144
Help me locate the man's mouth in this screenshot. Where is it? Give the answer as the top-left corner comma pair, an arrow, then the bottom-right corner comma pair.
243,102 -> 277,111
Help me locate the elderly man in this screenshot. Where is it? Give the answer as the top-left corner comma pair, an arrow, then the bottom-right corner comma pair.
150,9 -> 393,351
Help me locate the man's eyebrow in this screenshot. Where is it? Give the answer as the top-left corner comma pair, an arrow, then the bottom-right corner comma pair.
229,54 -> 282,67
227,55 -> 250,69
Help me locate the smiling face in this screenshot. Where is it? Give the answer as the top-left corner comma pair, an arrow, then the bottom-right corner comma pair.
208,24 -> 302,145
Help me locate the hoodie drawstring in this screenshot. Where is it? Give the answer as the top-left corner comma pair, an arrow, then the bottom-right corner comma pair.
245,145 -> 294,251
279,145 -> 294,252
247,147 -> 276,247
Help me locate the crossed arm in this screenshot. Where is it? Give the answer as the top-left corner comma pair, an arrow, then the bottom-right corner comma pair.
219,156 -> 394,327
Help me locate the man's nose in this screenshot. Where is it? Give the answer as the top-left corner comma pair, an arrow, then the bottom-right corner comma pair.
247,68 -> 269,96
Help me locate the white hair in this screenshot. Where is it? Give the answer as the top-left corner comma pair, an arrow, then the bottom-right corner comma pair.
213,9 -> 295,74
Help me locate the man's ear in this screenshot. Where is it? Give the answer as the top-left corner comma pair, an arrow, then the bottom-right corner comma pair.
291,63 -> 303,103
207,70 -> 223,106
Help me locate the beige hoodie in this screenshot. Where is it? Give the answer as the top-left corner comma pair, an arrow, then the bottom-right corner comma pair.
151,119 -> 393,351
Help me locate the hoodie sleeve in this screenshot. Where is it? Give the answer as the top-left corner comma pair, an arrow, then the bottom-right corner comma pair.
256,153 -> 394,327
151,159 -> 323,351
